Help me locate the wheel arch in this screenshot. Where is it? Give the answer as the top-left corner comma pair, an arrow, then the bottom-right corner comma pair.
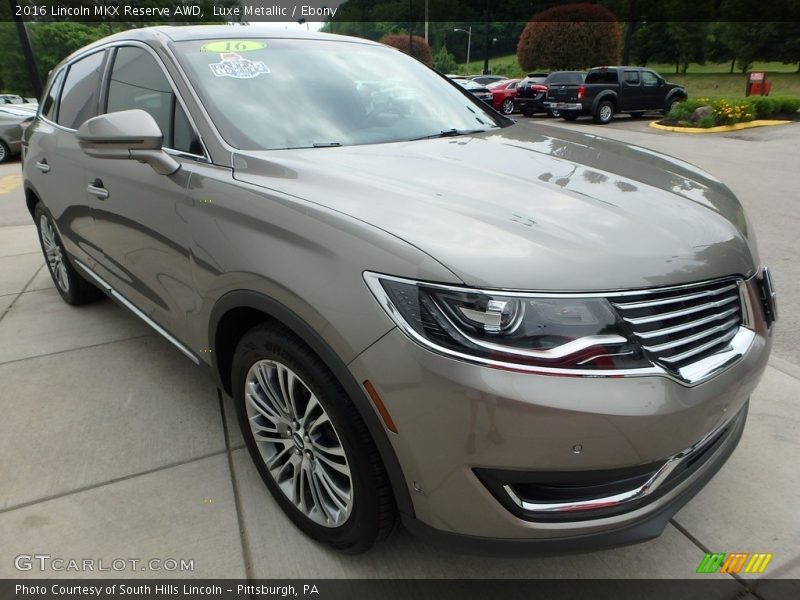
665,89 -> 687,110
24,183 -> 42,216
592,91 -> 618,112
209,289 -> 415,517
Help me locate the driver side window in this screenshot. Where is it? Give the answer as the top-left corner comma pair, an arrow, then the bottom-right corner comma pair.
642,71 -> 659,87
105,46 -> 202,155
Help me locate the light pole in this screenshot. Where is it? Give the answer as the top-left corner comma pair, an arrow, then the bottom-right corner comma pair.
453,27 -> 472,70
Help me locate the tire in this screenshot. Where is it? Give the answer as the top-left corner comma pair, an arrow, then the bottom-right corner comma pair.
593,100 -> 615,124
501,98 -> 515,115
629,111 -> 645,119
232,323 -> 396,553
561,111 -> 579,121
34,204 -> 102,305
548,108 -> 561,118
0,140 -> 9,163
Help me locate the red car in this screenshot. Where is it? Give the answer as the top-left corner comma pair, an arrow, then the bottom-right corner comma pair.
488,79 -> 520,115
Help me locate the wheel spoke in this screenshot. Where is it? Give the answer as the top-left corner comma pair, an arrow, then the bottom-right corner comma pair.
246,384 -> 283,422
308,468 -> 331,523
312,438 -> 345,457
315,450 -> 350,476
314,463 -> 350,510
276,364 -> 295,416
265,444 -> 293,470
307,411 -> 331,434
255,364 -> 287,417
301,394 -> 321,428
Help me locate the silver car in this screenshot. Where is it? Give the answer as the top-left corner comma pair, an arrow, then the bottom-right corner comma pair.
22,27 -> 776,553
0,105 -> 35,162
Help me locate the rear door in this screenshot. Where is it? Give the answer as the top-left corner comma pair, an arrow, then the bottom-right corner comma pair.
620,69 -> 645,111
25,50 -> 108,265
84,44 -> 206,341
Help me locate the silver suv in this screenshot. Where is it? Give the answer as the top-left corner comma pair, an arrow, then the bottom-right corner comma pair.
22,27 -> 776,553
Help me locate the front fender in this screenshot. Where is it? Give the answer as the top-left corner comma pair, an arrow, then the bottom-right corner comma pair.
208,289 -> 415,518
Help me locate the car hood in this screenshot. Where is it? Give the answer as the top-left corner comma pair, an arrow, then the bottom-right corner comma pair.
231,123 -> 757,291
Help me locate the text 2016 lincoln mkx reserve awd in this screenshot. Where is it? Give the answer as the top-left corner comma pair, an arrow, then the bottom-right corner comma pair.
22,27 -> 777,553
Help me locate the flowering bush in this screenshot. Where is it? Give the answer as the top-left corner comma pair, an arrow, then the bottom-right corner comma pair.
664,96 -> 799,128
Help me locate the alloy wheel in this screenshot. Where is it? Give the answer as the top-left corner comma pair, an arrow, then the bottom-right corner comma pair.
244,359 -> 353,528
502,98 -> 514,115
600,104 -> 613,122
39,214 -> 69,293
0,142 -> 7,162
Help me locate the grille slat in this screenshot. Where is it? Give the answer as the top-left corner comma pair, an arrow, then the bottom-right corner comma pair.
658,327 -> 739,365
641,317 -> 740,353
618,294 -> 739,325
613,283 -> 738,311
610,279 -> 743,371
632,307 -> 739,340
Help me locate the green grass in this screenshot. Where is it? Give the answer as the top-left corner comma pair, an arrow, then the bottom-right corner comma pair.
456,55 -> 800,100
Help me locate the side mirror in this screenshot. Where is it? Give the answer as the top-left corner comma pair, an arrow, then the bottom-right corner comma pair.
77,109 -> 180,175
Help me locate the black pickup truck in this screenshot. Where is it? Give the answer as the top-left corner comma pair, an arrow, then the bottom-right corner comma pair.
544,66 -> 687,124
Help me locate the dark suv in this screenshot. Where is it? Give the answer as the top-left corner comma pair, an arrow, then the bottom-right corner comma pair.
516,71 -> 585,117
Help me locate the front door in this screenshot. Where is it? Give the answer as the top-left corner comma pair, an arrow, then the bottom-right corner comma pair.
84,45 -> 206,342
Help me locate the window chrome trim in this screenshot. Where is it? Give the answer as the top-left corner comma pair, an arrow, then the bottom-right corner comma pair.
74,259 -> 199,365
363,271 -> 758,387
39,40 -> 209,162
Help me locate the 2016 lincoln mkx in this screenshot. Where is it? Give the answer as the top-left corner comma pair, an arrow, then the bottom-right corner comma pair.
21,27 -> 776,553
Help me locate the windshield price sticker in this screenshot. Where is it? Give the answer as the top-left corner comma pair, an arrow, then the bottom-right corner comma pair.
209,53 -> 270,79
201,41 -> 266,53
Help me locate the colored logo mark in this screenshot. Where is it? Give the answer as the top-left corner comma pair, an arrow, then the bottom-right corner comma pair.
697,552 -> 773,574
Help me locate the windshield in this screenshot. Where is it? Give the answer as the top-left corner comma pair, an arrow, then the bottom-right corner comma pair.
173,38 -> 505,150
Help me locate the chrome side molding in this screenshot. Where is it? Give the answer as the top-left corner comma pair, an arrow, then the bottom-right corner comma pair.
74,260 -> 200,365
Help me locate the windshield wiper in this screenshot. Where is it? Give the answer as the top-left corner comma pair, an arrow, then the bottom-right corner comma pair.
311,142 -> 342,148
411,129 -> 488,141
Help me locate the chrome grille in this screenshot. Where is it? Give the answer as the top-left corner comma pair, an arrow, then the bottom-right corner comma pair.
610,279 -> 743,371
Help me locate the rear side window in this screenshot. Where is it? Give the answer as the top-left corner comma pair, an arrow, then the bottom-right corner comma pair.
624,70 -> 640,85
58,52 -> 105,129
41,69 -> 65,121
106,46 -> 201,155
585,70 -> 617,84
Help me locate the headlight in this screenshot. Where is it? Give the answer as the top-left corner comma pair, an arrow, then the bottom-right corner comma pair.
364,272 -> 651,372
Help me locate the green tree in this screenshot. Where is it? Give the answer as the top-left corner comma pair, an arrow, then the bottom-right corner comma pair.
0,22 -> 107,95
432,44 -> 458,73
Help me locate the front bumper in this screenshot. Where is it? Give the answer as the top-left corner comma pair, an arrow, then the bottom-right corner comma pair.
348,289 -> 771,547
404,403 -> 747,554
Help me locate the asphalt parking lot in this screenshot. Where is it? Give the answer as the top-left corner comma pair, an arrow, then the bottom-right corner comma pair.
0,118 -> 798,591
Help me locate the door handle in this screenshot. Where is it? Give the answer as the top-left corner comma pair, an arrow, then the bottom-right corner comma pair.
36,160 -> 50,173
87,178 -> 109,200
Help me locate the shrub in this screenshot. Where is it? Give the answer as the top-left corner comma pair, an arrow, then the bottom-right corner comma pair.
517,3 -> 621,71
664,95 -> 798,128
775,96 -> 800,114
379,34 -> 433,66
